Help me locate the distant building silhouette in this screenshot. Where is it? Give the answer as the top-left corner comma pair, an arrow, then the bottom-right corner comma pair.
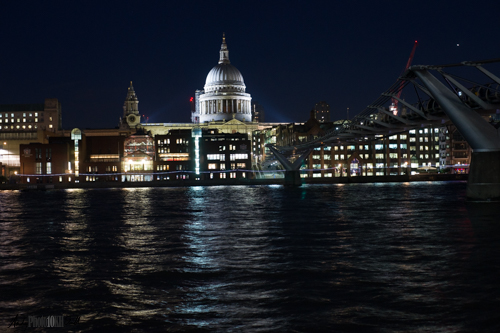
314,101 -> 330,122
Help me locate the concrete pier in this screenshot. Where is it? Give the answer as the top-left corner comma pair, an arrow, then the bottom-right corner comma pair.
467,151 -> 500,201
284,170 -> 302,186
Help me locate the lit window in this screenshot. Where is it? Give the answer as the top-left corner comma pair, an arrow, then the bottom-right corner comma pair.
46,162 -> 52,174
49,124 -> 53,129
35,118 -> 38,122
49,117 -> 53,121
35,162 -> 42,174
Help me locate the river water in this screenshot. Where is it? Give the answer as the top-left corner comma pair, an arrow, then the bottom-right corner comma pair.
1,181 -> 499,332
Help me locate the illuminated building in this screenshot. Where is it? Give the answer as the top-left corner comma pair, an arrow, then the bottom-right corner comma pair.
0,99 -> 62,176
193,34 -> 252,123
19,140 -> 73,184
200,129 -> 251,180
154,129 -> 193,181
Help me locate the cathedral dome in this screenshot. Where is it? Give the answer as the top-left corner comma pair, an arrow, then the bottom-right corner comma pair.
196,34 -> 252,123
203,34 -> 246,93
205,63 -> 245,88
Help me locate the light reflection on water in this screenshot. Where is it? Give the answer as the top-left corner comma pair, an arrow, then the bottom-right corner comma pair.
0,182 -> 499,332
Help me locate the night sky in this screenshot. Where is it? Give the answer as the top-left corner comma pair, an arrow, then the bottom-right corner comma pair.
2,1 -> 499,129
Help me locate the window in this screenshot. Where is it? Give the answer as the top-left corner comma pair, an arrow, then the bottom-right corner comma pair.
207,154 -> 225,161
208,163 -> 217,170
46,162 -> 52,174
230,153 -> 248,161
220,173 -> 226,179
35,162 -> 42,174
375,144 -> 384,150
230,172 -> 236,179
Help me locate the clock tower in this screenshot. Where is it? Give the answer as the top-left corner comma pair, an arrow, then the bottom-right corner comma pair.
121,81 -> 141,128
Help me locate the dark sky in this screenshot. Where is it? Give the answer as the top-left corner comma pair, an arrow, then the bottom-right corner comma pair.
2,1 -> 499,129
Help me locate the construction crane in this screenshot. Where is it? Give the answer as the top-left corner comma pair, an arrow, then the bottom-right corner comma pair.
390,40 -> 418,115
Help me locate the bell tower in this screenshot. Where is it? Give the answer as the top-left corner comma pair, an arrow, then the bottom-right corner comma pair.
122,81 -> 140,128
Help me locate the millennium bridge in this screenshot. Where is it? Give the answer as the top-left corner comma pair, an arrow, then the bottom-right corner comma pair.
268,58 -> 500,201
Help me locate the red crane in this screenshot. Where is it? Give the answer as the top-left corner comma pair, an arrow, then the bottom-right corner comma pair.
390,40 -> 418,115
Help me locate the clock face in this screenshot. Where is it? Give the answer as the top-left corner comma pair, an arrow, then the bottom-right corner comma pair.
128,115 -> 136,123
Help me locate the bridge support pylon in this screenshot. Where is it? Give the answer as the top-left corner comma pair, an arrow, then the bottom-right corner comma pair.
467,151 -> 500,201
284,170 -> 302,186
267,145 -> 313,186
